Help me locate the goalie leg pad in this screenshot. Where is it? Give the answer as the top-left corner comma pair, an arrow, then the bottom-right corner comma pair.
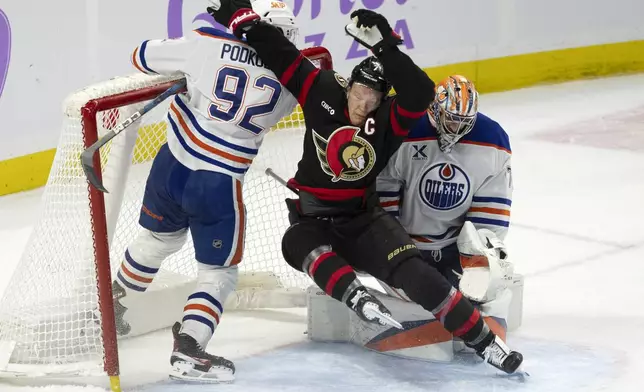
116,228 -> 188,293
180,265 -> 239,348
307,286 -> 455,362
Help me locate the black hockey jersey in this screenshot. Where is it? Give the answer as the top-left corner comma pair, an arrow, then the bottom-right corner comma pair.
245,23 -> 434,216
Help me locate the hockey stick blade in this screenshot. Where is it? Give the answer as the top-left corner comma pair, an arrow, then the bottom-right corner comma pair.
81,79 -> 187,193
81,140 -> 110,193
265,168 -> 299,195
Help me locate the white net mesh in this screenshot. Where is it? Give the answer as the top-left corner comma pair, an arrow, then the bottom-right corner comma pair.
0,49 -> 331,376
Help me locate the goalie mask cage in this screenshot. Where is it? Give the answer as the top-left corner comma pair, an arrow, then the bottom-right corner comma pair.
0,47 -> 332,385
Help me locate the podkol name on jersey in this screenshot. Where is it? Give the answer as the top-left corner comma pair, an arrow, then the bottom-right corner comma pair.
418,163 -> 470,210
221,43 -> 265,68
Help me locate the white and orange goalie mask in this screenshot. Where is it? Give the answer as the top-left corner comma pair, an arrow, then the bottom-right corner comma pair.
429,75 -> 479,152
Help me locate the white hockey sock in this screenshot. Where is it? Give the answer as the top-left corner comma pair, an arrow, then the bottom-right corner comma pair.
180,265 -> 239,348
116,228 -> 187,293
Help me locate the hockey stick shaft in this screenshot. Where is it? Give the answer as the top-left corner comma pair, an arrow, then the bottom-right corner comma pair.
265,168 -> 299,195
81,79 -> 187,193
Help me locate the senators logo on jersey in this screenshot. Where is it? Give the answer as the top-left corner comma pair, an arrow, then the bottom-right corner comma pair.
313,126 -> 376,182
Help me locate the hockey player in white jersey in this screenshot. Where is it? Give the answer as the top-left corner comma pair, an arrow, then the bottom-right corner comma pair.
377,75 -> 516,360
112,0 -> 299,383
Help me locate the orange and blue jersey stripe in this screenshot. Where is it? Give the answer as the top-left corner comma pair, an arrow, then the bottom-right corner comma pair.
466,196 -> 511,228
194,27 -> 241,43
225,178 -> 245,267
117,250 -> 159,292
378,190 -> 401,217
131,40 -> 157,75
167,95 -> 258,177
183,291 -> 224,333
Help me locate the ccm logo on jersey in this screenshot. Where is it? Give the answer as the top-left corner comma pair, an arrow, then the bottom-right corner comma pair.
321,101 -> 335,115
418,163 -> 471,210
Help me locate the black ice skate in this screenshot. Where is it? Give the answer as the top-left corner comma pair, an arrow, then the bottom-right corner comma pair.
476,335 -> 524,374
346,287 -> 403,329
169,322 -> 235,383
112,280 -> 131,336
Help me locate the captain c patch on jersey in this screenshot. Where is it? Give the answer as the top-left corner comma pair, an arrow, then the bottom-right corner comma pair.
313,126 -> 376,182
418,163 -> 471,210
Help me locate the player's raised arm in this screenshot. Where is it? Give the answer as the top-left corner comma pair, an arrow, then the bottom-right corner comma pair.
208,0 -> 320,106
131,36 -> 196,76
346,10 -> 435,135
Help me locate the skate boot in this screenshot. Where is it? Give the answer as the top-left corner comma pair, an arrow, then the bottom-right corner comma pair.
346,287 -> 403,329
112,280 -> 131,336
475,334 -> 523,374
169,322 -> 235,383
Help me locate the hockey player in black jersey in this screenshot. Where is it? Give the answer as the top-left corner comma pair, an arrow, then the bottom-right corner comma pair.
209,0 -> 523,374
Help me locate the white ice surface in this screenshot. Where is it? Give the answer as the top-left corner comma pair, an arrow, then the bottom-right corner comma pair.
2,73 -> 644,391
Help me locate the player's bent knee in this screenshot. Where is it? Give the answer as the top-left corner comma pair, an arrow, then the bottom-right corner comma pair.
281,224 -> 306,272
197,264 -> 239,286
195,264 -> 239,304
127,228 -> 188,265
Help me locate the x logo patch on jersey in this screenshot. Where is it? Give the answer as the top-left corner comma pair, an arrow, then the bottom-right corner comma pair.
412,145 -> 428,160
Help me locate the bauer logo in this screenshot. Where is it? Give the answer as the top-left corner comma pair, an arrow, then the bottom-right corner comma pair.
418,163 -> 470,210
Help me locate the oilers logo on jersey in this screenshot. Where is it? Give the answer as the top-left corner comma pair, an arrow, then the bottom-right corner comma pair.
313,126 -> 376,182
418,163 -> 471,210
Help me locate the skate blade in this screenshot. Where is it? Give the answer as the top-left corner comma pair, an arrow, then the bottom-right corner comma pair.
509,362 -> 530,378
363,308 -> 404,330
497,368 -> 530,382
492,361 -> 530,380
169,361 -> 235,384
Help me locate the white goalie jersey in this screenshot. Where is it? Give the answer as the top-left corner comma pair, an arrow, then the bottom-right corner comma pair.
377,112 -> 513,250
131,27 -> 297,180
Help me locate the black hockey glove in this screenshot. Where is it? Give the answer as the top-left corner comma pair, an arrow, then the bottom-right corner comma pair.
207,0 -> 259,39
345,9 -> 403,56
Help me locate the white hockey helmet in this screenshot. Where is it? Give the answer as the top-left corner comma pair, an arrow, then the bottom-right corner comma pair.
207,0 -> 298,44
251,0 -> 299,44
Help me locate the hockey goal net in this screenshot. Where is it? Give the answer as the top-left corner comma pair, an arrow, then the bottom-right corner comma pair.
0,47 -> 332,381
